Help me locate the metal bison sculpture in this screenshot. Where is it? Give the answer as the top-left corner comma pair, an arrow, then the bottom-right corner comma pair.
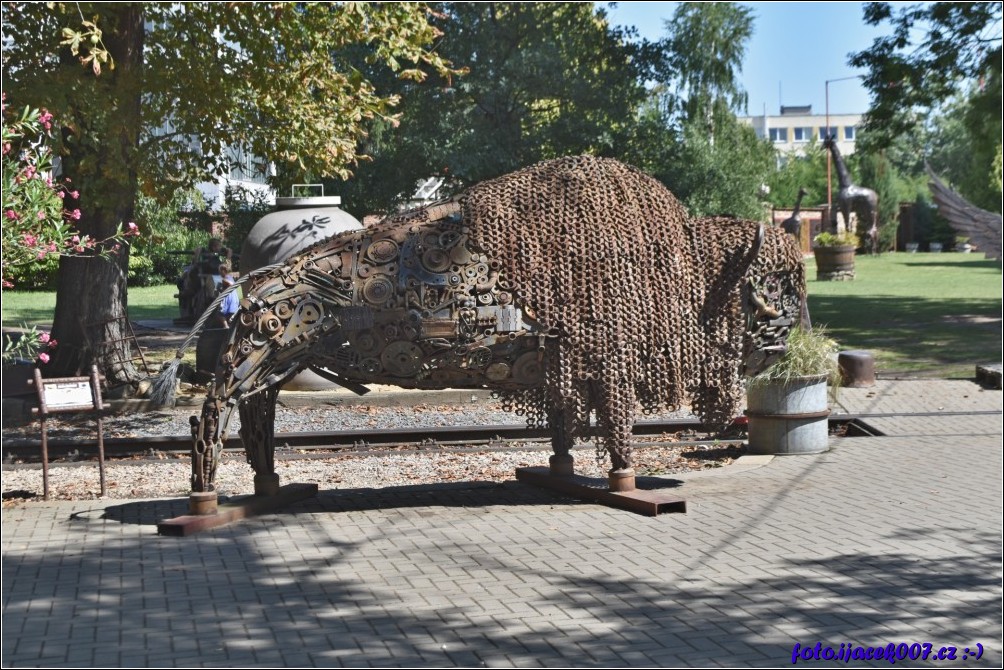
154,156 -> 805,500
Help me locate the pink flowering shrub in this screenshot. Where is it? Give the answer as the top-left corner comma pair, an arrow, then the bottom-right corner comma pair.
2,325 -> 58,365
1,96 -> 138,288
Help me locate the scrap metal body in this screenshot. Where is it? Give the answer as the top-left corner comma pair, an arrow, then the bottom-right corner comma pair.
190,156 -> 806,494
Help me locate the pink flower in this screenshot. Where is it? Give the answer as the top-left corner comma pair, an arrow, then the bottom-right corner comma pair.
38,109 -> 53,130
48,339 -> 57,348
37,251 -> 46,260
2,142 -> 10,155
74,245 -> 84,253
36,211 -> 45,220
71,235 -> 80,244
39,332 -> 50,344
70,209 -> 81,220
111,243 -> 122,252
71,190 -> 79,199
2,279 -> 13,289
5,210 -> 18,220
47,242 -> 57,252
22,233 -> 37,246
37,352 -> 50,364
126,222 -> 139,236
56,191 -> 65,199
24,165 -> 36,179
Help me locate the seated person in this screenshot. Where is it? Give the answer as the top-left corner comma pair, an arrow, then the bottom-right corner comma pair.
177,238 -> 232,317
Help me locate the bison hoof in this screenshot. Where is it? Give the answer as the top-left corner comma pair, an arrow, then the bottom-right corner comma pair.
189,491 -> 218,516
549,453 -> 574,476
607,468 -> 636,492
254,473 -> 281,497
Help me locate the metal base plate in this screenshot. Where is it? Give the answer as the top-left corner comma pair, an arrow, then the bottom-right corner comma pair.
157,483 -> 318,537
515,467 -> 686,516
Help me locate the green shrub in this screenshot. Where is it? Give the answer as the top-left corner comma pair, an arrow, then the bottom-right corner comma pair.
134,189 -> 213,285
221,184 -> 273,254
127,253 -> 156,287
5,254 -> 59,290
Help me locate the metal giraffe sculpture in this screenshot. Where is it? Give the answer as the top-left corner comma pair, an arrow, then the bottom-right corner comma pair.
824,136 -> 879,253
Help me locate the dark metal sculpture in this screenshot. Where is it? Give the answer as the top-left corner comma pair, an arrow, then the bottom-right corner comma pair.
824,136 -> 878,253
157,156 -> 806,499
927,166 -> 1002,262
781,187 -> 807,238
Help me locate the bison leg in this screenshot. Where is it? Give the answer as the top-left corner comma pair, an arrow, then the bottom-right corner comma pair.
239,386 -> 281,496
547,402 -> 575,476
593,379 -> 637,492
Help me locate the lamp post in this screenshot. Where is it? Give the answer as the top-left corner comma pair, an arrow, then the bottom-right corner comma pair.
824,75 -> 862,217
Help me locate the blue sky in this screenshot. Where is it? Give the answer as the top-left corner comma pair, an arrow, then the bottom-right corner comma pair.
604,2 -> 892,115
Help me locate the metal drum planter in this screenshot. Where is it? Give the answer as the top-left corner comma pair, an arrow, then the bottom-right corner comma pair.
746,374 -> 830,454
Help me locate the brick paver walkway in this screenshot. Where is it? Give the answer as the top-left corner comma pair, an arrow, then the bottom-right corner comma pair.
3,380 -> 1001,667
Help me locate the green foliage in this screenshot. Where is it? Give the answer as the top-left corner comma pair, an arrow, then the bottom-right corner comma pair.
926,85 -> 1003,213
2,324 -> 58,364
747,326 -> 840,389
221,184 -> 274,256
133,188 -> 211,284
3,254 -> 60,291
766,140 -> 829,209
2,2 -> 456,376
850,2 -> 1001,146
851,3 -> 1001,213
857,151 -> 900,251
1,103 -> 130,287
126,252 -> 154,287
625,3 -> 770,220
814,231 -> 861,248
333,2 -> 650,216
658,2 -> 755,130
656,109 -> 775,220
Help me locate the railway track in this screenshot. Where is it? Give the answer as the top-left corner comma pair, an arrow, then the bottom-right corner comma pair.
0,411 -> 936,462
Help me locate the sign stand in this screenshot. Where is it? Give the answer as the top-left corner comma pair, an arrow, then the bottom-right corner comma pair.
30,365 -> 106,500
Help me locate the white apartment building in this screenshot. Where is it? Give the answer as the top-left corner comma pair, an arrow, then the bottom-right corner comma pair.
741,105 -> 862,156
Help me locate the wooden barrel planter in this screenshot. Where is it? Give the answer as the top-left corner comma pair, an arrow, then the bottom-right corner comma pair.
746,374 -> 830,455
814,245 -> 855,281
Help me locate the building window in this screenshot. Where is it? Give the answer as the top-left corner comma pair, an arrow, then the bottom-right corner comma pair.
769,127 -> 788,143
844,125 -> 856,141
793,127 -> 813,142
818,126 -> 837,141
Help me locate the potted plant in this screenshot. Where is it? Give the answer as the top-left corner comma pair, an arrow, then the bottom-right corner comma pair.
813,231 -> 860,281
745,326 -> 840,455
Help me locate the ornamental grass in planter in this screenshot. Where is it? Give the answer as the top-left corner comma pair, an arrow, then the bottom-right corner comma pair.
813,231 -> 860,281
746,326 -> 840,455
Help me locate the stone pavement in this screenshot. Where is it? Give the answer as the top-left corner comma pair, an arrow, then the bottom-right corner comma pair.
2,380 -> 1001,667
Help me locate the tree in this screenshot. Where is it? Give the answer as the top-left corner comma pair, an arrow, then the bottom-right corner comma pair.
626,1 -> 768,219
333,2 -> 650,216
2,3 -> 453,382
850,2 -> 1001,144
857,150 -> 901,251
850,2 -> 1002,211
657,2 -> 755,137
765,140 -> 830,211
656,109 -> 775,220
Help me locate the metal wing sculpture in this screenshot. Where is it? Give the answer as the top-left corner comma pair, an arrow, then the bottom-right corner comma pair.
927,166 -> 1002,262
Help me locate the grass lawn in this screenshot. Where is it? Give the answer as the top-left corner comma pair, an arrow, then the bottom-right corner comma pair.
2,284 -> 179,327
2,253 -> 1001,379
805,252 -> 1002,379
